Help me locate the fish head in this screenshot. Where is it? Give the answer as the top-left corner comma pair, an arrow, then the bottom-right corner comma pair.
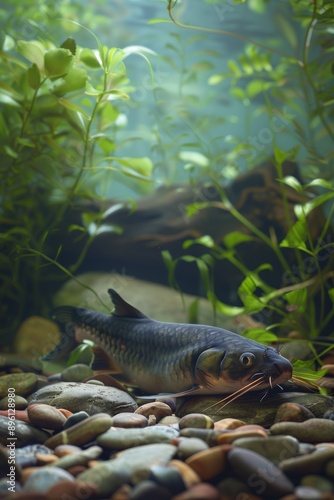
194,344 -> 292,394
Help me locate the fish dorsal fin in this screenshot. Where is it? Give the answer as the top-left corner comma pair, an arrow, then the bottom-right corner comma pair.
108,289 -> 149,319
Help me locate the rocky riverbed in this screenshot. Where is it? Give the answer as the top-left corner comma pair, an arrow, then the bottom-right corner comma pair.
0,363 -> 334,500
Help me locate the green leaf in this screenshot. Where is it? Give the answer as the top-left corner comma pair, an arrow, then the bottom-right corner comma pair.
60,38 -> 76,56
285,287 -> 308,313
242,328 -> 278,344
305,179 -> 334,190
179,151 -> 209,168
147,18 -> 171,24
58,98 -> 90,119
27,63 -> 41,89
224,231 -> 254,249
52,68 -> 87,95
276,15 -> 298,49
17,40 -> 44,71
279,175 -> 303,193
280,219 -> 308,250
215,300 -> 244,317
80,48 -> 101,69
44,48 -> 73,78
108,156 -> 153,178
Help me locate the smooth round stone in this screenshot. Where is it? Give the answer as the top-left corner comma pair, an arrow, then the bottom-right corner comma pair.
0,395 -> 28,410
0,373 -> 38,398
15,444 -> 53,468
295,486 -> 323,500
179,413 -> 214,430
172,483 -> 221,500
46,480 -> 98,500
44,413 -> 113,448
85,380 -> 104,386
228,447 -> 295,498
0,416 -> 50,447
112,412 -> 148,428
233,435 -> 299,464
214,418 -> 246,430
62,411 -> 89,430
27,404 -> 67,430
128,480 -> 171,500
24,466 -> 74,492
280,447 -> 334,477
97,424 -> 178,450
149,465 -> 186,495
14,316 -> 61,357
270,418 -> 334,443
169,459 -> 201,487
325,459 -> 334,478
301,475 -> 333,493
135,402 -> 172,422
78,462 -> 131,497
324,410 -> 334,420
158,415 -> 180,427
28,382 -> 137,415
54,445 -> 82,457
60,364 -> 94,383
176,437 -> 209,459
48,445 -> 103,469
185,444 -> 231,480
217,477 -> 251,497
274,402 -> 315,423
114,443 -> 178,484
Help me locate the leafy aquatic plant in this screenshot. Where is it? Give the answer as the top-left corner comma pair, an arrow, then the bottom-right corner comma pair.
0,23 -> 155,339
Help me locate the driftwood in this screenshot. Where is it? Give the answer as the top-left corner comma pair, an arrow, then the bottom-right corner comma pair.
55,159 -> 331,310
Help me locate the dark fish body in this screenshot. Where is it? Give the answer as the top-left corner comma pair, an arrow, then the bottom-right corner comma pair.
46,289 -> 292,396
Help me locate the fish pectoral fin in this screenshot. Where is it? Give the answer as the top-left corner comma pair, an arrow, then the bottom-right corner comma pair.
195,348 -> 225,388
137,385 -> 201,400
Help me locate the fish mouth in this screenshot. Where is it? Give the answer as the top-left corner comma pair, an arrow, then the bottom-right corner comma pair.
249,357 -> 293,389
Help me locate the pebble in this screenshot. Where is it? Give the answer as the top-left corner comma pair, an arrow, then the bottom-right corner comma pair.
135,402 -> 172,422
233,435 -> 300,464
274,402 -> 315,423
128,480 -> 171,500
185,444 -> 232,480
179,413 -> 214,430
23,466 -> 74,492
169,459 -> 201,487
158,415 -> 180,427
14,316 -> 61,357
270,418 -> 334,443
54,444 -> 83,457
228,447 -> 295,498
29,381 -> 137,415
46,480 -> 98,500
214,417 -> 246,430
97,424 -> 178,450
49,445 -> 103,469
180,426 -> 267,445
172,483 -> 221,500
60,364 -> 94,382
77,461 -> 131,497
301,474 -> 333,493
62,410 -> 89,429
44,412 -> 113,448
176,437 -> 209,459
0,373 -> 38,398
111,411 -> 148,428
27,404 -> 67,430
280,446 -> 334,477
0,416 -> 50,447
0,395 -> 28,410
149,464 -> 186,495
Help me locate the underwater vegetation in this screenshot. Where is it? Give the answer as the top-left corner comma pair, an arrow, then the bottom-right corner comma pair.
0,0 -> 333,387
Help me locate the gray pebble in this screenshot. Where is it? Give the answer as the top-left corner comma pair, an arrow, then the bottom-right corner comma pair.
23,466 -> 74,491
62,411 -> 89,429
60,363 -> 94,382
295,485 -> 323,500
280,446 -> 334,477
0,395 -> 28,410
97,424 -> 178,450
233,435 -> 299,464
0,416 -> 50,447
28,381 -> 137,415
228,447 -> 295,498
49,445 -> 103,469
129,479 -> 171,500
149,465 -> 185,495
176,437 -> 209,459
270,418 -> 334,443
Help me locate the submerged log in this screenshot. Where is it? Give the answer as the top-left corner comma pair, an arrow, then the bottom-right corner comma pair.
54,159 -> 332,312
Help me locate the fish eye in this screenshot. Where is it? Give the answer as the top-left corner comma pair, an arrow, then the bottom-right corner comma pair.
239,352 -> 256,367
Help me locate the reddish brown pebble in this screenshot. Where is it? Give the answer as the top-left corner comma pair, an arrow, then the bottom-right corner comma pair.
274,402 -> 315,423
67,465 -> 88,476
217,428 -> 268,444
185,444 -> 232,480
35,453 -> 59,465
135,402 -> 172,422
169,459 -> 201,487
110,484 -> 132,500
46,480 -> 98,500
214,418 -> 246,430
57,408 -> 73,418
0,409 -> 31,423
27,403 -> 67,430
179,413 -> 214,430
111,412 -> 148,428
172,482 -> 221,500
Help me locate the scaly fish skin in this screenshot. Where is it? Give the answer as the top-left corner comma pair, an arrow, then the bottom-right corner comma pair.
46,289 -> 292,396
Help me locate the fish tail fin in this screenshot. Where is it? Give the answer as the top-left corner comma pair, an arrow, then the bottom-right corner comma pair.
42,306 -> 80,361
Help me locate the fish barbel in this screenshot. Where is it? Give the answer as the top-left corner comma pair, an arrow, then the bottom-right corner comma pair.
46,288 -> 292,397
